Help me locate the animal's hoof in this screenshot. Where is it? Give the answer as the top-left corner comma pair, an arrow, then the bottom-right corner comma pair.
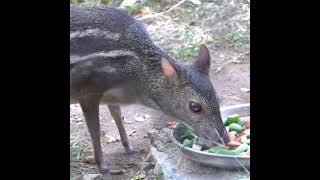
98,163 -> 110,174
125,146 -> 137,155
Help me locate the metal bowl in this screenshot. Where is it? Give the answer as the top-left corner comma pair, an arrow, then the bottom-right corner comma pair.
170,103 -> 250,169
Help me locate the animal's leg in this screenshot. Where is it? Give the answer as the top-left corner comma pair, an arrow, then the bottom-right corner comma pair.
108,105 -> 135,154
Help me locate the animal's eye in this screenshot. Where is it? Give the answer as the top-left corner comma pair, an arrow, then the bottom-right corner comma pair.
189,101 -> 202,113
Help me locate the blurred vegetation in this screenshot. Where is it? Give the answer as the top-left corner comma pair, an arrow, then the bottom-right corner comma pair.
70,0 -> 250,62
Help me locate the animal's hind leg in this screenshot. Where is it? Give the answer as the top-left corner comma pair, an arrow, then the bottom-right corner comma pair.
108,105 -> 135,154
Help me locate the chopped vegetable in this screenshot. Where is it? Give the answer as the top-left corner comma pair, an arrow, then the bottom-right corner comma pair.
240,135 -> 248,143
226,114 -> 240,125
229,123 -> 244,132
230,131 -> 238,136
166,120 -> 177,126
227,140 -> 241,148
227,131 -> 237,141
183,139 -> 192,147
244,139 -> 250,145
208,143 -> 248,155
244,120 -> 250,129
233,143 -> 249,153
192,144 -> 202,151
223,118 -> 227,125
239,116 -> 250,126
208,146 -> 238,155
244,129 -> 250,138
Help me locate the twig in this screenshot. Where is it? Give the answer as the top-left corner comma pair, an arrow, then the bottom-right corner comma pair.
128,130 -> 137,136
166,0 -> 187,13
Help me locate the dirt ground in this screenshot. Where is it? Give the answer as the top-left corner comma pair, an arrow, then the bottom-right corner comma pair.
70,1 -> 250,179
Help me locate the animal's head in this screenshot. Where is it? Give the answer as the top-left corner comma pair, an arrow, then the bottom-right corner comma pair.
159,45 -> 229,145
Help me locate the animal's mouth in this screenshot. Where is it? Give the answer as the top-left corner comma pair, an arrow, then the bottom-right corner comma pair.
192,127 -> 230,148
195,131 -> 224,147
173,119 -> 229,147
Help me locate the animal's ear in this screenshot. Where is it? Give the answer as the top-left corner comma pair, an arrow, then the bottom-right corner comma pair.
161,57 -> 181,83
195,45 -> 211,75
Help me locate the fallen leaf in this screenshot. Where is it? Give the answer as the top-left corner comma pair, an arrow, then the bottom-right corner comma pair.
124,119 -> 134,124
138,173 -> 146,179
144,114 -> 151,119
215,67 -> 223,73
100,0 -> 109,5
232,60 -> 241,63
130,171 -> 146,180
120,0 -> 137,8
101,134 -> 117,144
140,6 -> 151,16
134,116 -> 144,122
134,114 -> 146,122
189,0 -> 202,5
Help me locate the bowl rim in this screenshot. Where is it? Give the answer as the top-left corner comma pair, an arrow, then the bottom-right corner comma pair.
170,103 -> 250,159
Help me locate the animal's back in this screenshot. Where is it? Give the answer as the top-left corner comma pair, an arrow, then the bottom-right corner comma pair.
70,5 -> 159,59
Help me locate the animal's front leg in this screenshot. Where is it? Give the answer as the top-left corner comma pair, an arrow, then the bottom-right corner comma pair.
79,95 -> 109,174
108,105 -> 136,154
